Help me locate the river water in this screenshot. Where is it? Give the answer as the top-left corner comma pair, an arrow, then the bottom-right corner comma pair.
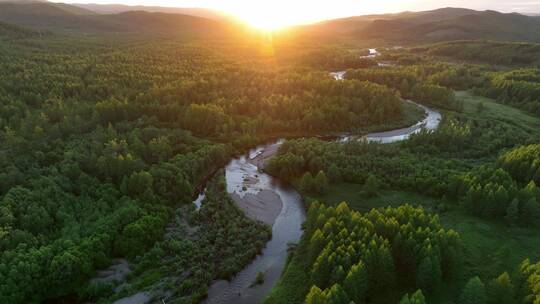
203,141 -> 305,304
201,111 -> 441,304
199,48 -> 442,304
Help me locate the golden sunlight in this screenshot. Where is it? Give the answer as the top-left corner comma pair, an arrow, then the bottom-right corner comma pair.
214,0 -> 380,30
221,1 -> 310,30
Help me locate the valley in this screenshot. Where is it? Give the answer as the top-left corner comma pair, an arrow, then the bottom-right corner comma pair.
1,1 -> 540,304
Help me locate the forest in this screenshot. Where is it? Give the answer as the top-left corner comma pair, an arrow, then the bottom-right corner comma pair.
0,27 -> 414,302
265,43 -> 540,303
2,2 -> 540,304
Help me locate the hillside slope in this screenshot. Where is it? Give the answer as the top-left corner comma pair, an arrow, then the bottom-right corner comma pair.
0,20 -> 45,39
0,1 -> 231,37
72,3 -> 228,21
292,8 -> 540,44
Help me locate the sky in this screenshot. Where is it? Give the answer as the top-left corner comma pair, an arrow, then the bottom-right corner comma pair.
53,0 -> 540,28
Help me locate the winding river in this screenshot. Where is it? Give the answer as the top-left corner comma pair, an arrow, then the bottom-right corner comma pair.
200,49 -> 442,304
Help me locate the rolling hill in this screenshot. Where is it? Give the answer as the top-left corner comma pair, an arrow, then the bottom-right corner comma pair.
291,7 -> 540,44
0,20 -> 46,39
71,3 -> 229,21
1,3 -> 539,44
0,1 -> 232,37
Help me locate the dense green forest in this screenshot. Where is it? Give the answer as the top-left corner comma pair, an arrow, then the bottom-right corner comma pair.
389,41 -> 540,116
0,27 -> 412,302
264,68 -> 540,303
417,41 -> 540,66
2,2 -> 540,303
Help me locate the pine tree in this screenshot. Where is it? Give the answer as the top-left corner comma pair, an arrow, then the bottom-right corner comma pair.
416,256 -> 440,292
325,284 -> 350,304
305,286 -> 327,304
343,262 -> 368,303
365,174 -> 379,197
521,197 -> 540,227
410,290 -> 427,304
312,249 -> 332,288
331,265 -> 346,284
505,199 -> 519,226
309,230 -> 327,264
488,272 -> 515,304
315,171 -> 329,194
301,172 -> 315,193
306,202 -> 322,234
460,277 -> 487,304
327,164 -> 342,183
400,290 -> 426,304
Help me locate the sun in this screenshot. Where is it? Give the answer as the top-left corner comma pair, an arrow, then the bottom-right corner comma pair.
215,0 -> 381,31
240,15 -> 291,31
218,1 -> 310,31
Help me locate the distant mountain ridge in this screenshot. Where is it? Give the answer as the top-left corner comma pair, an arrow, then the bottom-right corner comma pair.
294,7 -> 540,43
0,20 -> 47,39
1,3 -> 539,43
0,1 -> 231,36
71,3 -> 229,21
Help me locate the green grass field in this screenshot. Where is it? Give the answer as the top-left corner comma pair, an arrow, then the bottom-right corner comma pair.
457,90 -> 540,134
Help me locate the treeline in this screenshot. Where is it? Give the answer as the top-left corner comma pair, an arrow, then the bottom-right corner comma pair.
302,203 -> 461,303
345,63 -> 473,111
266,115 -> 525,198
452,165 -> 540,227
448,144 -> 540,226
0,123 -> 232,302
82,173 -> 271,302
0,42 -> 405,140
450,258 -> 540,304
296,48 -> 378,71
403,41 -> 540,116
266,138 -> 463,197
266,115 -> 538,222
498,144 -> 540,184
476,69 -> 540,116
0,41 -> 259,303
419,41 -> 540,66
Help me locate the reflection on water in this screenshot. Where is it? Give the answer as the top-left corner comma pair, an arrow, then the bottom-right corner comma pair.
364,101 -> 442,143
203,142 -> 306,304
193,191 -> 206,211
202,48 -> 442,303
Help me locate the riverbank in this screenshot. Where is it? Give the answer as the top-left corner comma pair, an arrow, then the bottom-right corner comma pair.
230,190 -> 283,226
204,144 -> 306,304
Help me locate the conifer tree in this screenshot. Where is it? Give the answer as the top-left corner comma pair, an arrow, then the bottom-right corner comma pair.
488,272 -> 515,304
460,277 -> 487,304
315,171 -> 330,194
305,286 -> 327,304
400,290 -> 427,304
327,164 -> 342,183
365,174 -> 379,197
301,172 -> 315,193
326,284 -> 350,304
343,261 -> 368,303
416,256 -> 439,292
309,230 -> 327,264
505,199 -> 519,226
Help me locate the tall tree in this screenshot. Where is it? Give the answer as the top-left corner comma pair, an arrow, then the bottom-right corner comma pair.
505,199 -> 519,226
301,172 -> 315,193
460,277 -> 487,304
400,290 -> 427,304
365,174 -> 379,197
488,272 -> 515,304
315,171 -> 329,194
343,261 -> 368,303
